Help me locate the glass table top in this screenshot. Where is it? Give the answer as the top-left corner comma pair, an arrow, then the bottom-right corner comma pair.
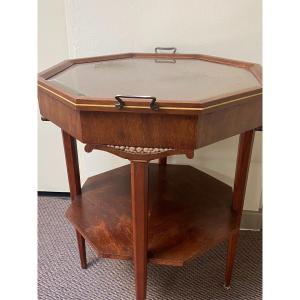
48,58 -> 260,102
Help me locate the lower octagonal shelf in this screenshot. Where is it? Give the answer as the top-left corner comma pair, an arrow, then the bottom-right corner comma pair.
66,164 -> 237,267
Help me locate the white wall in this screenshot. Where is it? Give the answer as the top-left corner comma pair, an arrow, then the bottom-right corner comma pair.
39,0 -> 262,211
38,0 -> 70,191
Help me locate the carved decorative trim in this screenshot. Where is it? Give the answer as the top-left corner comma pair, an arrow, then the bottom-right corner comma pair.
85,144 -> 194,161
106,145 -> 173,155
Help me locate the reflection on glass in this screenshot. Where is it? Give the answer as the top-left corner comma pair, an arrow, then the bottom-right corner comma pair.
48,58 -> 260,101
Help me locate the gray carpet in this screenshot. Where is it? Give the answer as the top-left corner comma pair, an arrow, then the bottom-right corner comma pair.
38,196 -> 262,300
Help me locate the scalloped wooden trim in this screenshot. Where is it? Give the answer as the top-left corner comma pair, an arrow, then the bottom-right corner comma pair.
85,144 -> 194,161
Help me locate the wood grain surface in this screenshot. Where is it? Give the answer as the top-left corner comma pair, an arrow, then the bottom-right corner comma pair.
66,164 -> 237,267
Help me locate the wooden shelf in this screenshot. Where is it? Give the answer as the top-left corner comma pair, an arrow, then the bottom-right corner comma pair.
66,164 -> 237,267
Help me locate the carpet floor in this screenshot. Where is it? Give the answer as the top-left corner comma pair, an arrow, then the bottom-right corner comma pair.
38,196 -> 262,300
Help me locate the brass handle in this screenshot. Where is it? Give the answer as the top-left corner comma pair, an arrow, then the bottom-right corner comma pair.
115,95 -> 159,111
155,47 -> 177,54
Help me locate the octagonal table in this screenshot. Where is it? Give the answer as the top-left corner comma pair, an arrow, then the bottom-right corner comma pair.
38,49 -> 262,300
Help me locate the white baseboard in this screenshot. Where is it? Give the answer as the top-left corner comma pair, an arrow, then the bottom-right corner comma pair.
241,209 -> 262,230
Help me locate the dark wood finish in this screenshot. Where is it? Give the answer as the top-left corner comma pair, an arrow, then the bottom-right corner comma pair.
197,94 -> 261,147
38,52 -> 262,152
38,91 -> 261,150
66,164 -> 237,266
225,231 -> 239,288
39,52 -> 262,299
39,91 -> 82,140
62,131 -> 81,197
39,52 -> 258,81
39,59 -> 74,79
61,130 -> 87,269
38,89 -> 199,148
38,52 -> 262,113
76,230 -> 87,269
225,130 -> 255,287
80,111 -> 199,149
132,52 -> 255,69
71,53 -> 134,66
45,59 -> 259,106
233,130 -> 255,221
158,157 -> 167,165
131,161 -> 149,300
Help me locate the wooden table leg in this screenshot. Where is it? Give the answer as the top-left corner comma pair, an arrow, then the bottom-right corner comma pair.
131,161 -> 149,300
158,157 -> 167,165
62,130 -> 87,269
225,130 -> 255,288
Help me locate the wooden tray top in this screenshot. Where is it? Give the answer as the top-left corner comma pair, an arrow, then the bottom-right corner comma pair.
38,53 -> 262,113
38,52 -> 262,151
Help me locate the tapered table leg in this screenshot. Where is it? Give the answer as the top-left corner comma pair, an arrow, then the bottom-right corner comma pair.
131,161 -> 149,300
225,130 -> 255,288
62,130 -> 87,269
225,231 -> 239,288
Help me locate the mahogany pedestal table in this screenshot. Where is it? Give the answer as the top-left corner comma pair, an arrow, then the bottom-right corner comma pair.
38,50 -> 262,300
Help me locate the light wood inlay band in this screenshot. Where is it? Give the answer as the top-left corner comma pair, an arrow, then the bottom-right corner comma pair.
38,84 -> 262,112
